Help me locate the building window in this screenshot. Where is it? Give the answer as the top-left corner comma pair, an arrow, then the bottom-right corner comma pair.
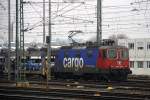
129,61 -> 134,68
138,47 -> 144,50
147,42 -> 150,50
128,43 -> 134,49
137,61 -> 143,68
137,42 -> 144,50
147,61 -> 150,68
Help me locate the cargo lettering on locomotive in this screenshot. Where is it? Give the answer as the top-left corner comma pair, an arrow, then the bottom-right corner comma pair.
63,57 -> 84,69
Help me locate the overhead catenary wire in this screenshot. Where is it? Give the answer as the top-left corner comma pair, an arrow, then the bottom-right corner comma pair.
1,0 -> 150,42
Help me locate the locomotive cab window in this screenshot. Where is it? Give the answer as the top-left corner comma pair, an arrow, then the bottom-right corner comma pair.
121,49 -> 129,59
108,49 -> 116,59
102,49 -> 107,58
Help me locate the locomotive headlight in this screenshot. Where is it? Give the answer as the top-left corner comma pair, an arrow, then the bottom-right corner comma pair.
117,61 -> 122,65
111,66 -> 114,68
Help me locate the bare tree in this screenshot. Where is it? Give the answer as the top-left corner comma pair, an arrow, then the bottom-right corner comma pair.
88,36 -> 96,42
117,34 -> 128,39
109,34 -> 128,44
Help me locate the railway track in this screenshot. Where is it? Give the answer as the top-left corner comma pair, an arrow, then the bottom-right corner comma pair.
28,78 -> 150,89
0,78 -> 150,92
128,75 -> 150,81
0,84 -> 148,100
0,75 -> 150,100
29,80 -> 150,96
0,79 -> 149,99
0,74 -> 150,89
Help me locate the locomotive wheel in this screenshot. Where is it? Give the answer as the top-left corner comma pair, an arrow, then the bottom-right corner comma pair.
99,74 -> 109,82
109,69 -> 128,81
120,71 -> 127,81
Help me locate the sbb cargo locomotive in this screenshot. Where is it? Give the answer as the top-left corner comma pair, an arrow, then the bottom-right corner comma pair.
0,40 -> 131,81
53,43 -> 132,81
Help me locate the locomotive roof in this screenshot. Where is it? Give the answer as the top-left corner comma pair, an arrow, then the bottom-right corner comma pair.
99,45 -> 128,49
60,45 -> 128,50
60,39 -> 128,49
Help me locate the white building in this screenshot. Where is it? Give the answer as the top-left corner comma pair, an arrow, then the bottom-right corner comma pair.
118,38 -> 150,75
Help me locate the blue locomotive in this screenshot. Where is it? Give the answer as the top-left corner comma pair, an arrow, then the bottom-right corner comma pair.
53,42 -> 131,81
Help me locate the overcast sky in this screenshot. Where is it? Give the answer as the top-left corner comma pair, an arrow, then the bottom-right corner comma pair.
0,0 -> 150,43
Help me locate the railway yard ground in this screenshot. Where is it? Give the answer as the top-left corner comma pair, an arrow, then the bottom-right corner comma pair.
0,75 -> 150,100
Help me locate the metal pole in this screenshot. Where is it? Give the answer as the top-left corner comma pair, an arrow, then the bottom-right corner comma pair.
20,0 -> 25,81
19,0 -> 22,81
8,0 -> 11,80
43,0 -> 45,43
97,0 -> 102,46
11,22 -> 13,42
16,0 -> 19,82
48,0 -> 51,82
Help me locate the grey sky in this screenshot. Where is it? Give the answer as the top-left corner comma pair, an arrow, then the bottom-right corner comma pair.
0,0 -> 150,43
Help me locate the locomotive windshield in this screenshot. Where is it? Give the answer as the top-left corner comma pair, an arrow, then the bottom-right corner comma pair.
121,49 -> 129,59
108,49 -> 116,59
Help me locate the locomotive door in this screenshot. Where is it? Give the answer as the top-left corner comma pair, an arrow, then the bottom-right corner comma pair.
100,49 -> 107,68
116,48 -> 122,67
